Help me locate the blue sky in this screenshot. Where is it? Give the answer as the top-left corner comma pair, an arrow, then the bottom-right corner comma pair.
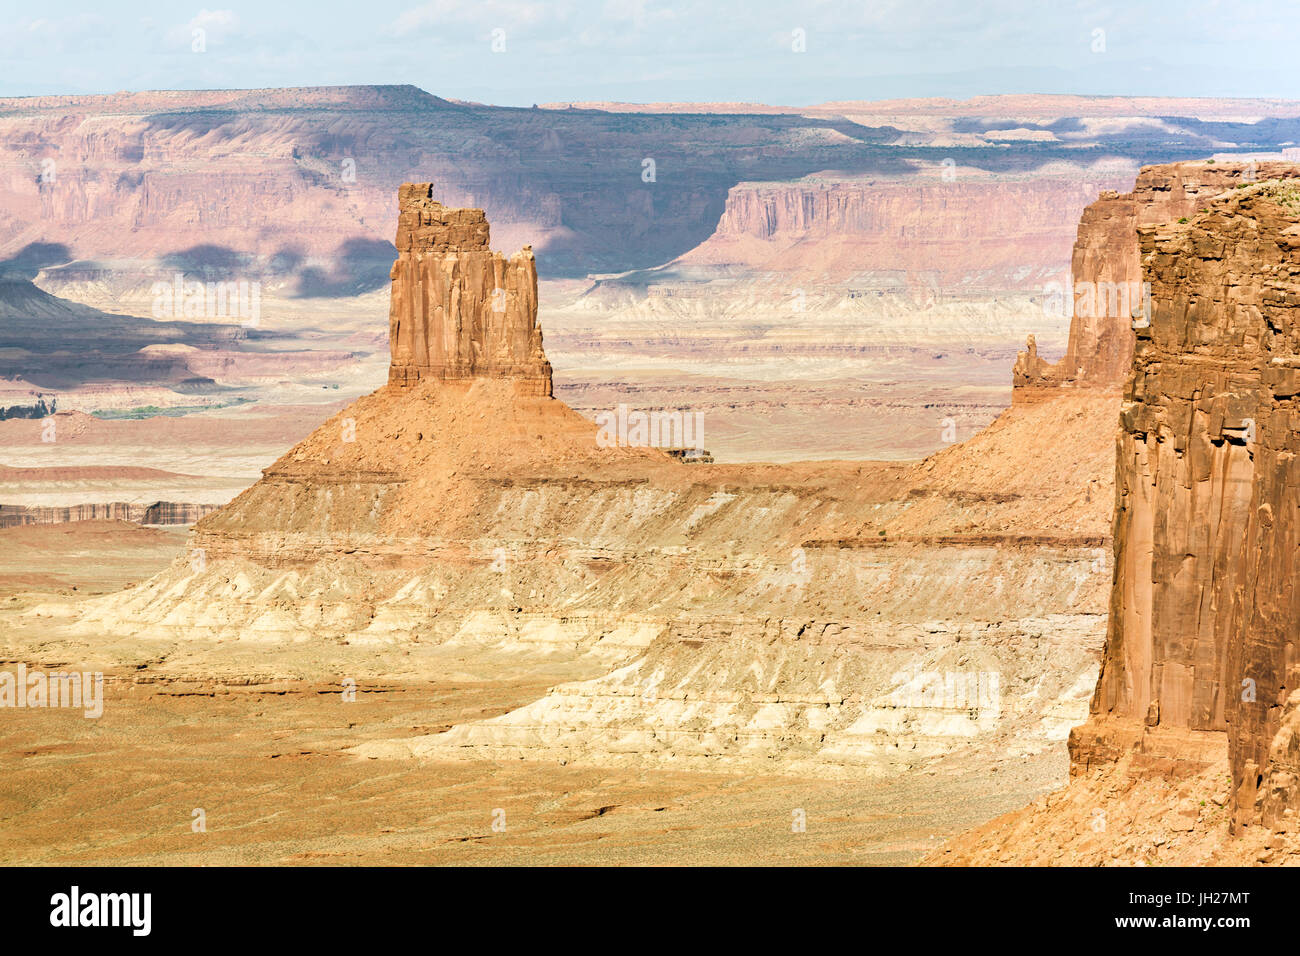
1,0 -> 1296,105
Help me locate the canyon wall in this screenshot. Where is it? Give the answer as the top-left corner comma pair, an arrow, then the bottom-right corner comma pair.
0,501 -> 218,528
678,176 -> 1133,289
0,85 -> 902,279
5,87 -> 1298,284
1013,162 -> 1300,402
386,184 -> 551,396
1070,178 -> 1300,832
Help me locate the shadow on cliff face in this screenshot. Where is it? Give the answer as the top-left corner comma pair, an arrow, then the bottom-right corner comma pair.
84,92 -> 1300,280
134,99 -> 923,277
518,146 -> 925,276
160,245 -> 250,275
952,118 -> 1087,135
0,242 -> 73,280
0,243 -> 264,392
0,253 -> 279,392
955,114 -> 1300,160
0,276 -> 256,390
154,240 -> 396,298
293,238 -> 397,298
1155,115 -> 1300,149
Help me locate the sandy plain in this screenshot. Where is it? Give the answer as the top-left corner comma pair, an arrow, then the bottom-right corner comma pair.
0,525 -> 1055,865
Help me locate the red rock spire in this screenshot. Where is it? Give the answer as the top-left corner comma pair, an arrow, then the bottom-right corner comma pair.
386,183 -> 553,397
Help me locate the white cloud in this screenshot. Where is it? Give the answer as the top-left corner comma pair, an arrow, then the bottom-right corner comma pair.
384,0 -> 559,37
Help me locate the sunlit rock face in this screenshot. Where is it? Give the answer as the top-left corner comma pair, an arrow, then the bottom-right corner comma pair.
1013,162 -> 1300,402
1074,177 -> 1300,831
386,183 -> 552,397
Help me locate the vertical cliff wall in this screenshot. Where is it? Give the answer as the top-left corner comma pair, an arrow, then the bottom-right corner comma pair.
1013,162 -> 1300,403
387,183 -> 552,396
676,177 -> 1129,288
1072,178 -> 1300,831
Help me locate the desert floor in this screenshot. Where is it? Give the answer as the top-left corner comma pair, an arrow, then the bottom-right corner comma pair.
0,521 -> 1053,866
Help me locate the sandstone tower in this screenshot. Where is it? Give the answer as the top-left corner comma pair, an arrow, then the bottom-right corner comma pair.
386,183 -> 553,396
1013,162 -> 1300,402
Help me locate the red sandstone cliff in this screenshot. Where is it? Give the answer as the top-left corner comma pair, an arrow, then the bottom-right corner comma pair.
1013,162 -> 1300,401
676,176 -> 1131,288
933,174 -> 1300,865
386,184 -> 552,396
1080,178 -> 1300,828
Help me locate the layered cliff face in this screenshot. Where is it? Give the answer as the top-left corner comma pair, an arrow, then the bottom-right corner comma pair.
934,176 -> 1300,865
0,85 -> 908,279
1013,162 -> 1300,401
386,184 -> 552,396
1083,180 -> 1300,827
8,86 -> 1300,287
0,502 -> 218,528
676,175 -> 1132,289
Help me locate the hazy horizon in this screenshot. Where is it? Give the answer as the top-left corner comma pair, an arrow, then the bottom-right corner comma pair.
3,0 -> 1296,106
